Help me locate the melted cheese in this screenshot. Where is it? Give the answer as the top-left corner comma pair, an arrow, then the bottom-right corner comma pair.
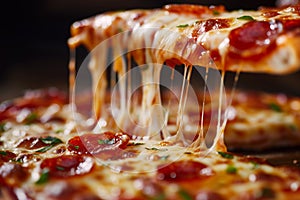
67,5 -> 300,152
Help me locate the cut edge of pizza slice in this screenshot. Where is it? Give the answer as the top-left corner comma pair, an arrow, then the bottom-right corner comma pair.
68,4 -> 300,74
67,4 -> 300,152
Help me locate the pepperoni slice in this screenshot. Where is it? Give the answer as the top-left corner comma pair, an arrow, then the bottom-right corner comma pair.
16,88 -> 67,109
0,151 -> 16,163
192,19 -> 231,39
228,21 -> 280,58
164,4 -> 225,16
0,89 -> 66,121
157,160 -> 214,182
280,19 -> 300,31
40,155 -> 93,178
68,132 -> 130,155
17,137 -> 47,149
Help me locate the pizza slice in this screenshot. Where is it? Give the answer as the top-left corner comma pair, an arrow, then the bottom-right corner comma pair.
69,4 -> 300,74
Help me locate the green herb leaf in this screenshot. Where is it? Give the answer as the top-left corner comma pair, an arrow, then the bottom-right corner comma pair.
145,147 -> 159,151
260,187 -> 275,198
25,113 -> 38,124
160,155 -> 170,161
226,165 -> 237,174
218,151 -> 234,159
0,123 -> 6,132
145,147 -> 168,151
176,24 -> 189,28
250,161 -> 260,170
41,136 -> 63,145
35,169 -> 49,185
74,145 -> 80,150
269,103 -> 282,112
55,129 -> 64,134
152,193 -> 166,200
237,15 -> 255,21
213,10 -> 220,15
0,151 -> 7,156
36,145 -> 54,153
289,124 -> 297,131
36,137 -> 63,153
127,142 -> 145,146
12,158 -> 23,163
178,188 -> 193,200
98,139 -> 115,145
56,166 -> 65,171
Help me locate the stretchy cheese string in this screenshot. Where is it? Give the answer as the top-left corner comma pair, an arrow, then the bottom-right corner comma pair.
68,31 -> 241,154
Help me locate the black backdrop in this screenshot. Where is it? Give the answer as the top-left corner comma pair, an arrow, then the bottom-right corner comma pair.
2,0 -> 299,101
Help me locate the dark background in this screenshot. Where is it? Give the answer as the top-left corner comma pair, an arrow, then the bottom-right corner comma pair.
1,0 -> 299,101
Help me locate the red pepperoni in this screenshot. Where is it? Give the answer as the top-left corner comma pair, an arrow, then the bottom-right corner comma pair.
229,21 -> 280,55
40,155 -> 93,178
16,88 -> 67,109
262,11 -> 279,18
157,160 -> 214,182
0,89 -> 66,121
280,19 -> 300,31
192,19 -> 231,39
0,151 -> 16,163
164,4 -> 225,16
68,132 -> 130,155
17,137 -> 47,149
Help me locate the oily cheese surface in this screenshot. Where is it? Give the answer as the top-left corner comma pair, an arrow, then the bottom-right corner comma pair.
1,89 -> 300,199
69,4 -> 300,74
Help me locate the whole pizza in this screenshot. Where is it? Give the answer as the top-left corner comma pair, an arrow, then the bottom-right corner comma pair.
1,3 -> 300,200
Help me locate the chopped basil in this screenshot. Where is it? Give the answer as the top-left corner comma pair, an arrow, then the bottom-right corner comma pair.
269,103 -> 282,112
25,113 -> 38,124
98,138 -> 115,145
250,161 -> 260,170
12,158 -> 23,163
35,169 -> 49,185
74,145 -> 80,150
226,165 -> 237,174
152,193 -> 166,200
176,24 -> 189,28
127,142 -> 145,146
117,28 -> 123,33
36,145 -> 54,153
178,189 -> 193,200
41,136 -> 63,145
145,147 -> 167,151
218,151 -> 234,159
36,136 -> 63,153
160,155 -> 170,160
0,151 -> 7,156
260,187 -> 275,198
55,129 -> 64,134
145,147 -> 159,151
289,124 -> 297,131
56,166 -> 65,171
213,10 -> 220,15
0,123 -> 6,132
237,15 -> 255,21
